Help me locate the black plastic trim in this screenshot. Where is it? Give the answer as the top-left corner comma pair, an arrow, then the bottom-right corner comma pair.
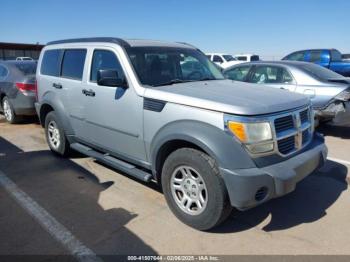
143,98 -> 166,112
47,37 -> 131,48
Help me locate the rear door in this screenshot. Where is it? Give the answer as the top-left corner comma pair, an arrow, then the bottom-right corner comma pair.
247,65 -> 297,91
57,49 -> 88,136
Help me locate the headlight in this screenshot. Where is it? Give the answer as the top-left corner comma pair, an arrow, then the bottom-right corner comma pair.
228,121 -> 272,143
227,121 -> 274,154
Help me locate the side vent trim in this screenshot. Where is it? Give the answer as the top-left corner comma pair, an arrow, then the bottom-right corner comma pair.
143,98 -> 166,112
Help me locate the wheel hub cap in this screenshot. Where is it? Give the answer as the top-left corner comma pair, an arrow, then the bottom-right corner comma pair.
3,100 -> 12,121
48,121 -> 60,149
170,166 -> 208,215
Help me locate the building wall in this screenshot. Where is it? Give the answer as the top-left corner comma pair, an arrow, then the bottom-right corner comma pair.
0,42 -> 44,60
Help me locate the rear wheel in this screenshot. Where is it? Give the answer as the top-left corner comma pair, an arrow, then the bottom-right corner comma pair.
44,111 -> 71,156
161,148 -> 232,230
2,97 -> 21,124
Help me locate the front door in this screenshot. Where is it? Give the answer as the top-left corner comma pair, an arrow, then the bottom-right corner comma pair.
82,48 -> 147,162
248,65 -> 297,92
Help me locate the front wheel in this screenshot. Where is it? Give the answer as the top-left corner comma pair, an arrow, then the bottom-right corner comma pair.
161,148 -> 232,230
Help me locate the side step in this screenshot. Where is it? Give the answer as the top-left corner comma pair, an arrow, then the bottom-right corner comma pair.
70,143 -> 153,182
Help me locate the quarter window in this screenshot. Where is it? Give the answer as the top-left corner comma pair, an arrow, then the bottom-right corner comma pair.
40,49 -> 62,77
90,50 -> 125,83
331,49 -> 342,62
61,49 -> 86,80
0,65 -> 8,78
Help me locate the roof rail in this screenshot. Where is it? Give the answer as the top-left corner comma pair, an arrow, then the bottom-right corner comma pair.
47,37 -> 130,47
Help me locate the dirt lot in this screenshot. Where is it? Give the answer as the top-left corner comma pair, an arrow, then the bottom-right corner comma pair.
0,114 -> 349,259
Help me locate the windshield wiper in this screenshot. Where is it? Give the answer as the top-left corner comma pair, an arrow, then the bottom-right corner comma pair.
198,77 -> 218,81
153,79 -> 193,87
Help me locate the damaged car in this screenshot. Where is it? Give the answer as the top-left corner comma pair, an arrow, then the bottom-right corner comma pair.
223,61 -> 350,123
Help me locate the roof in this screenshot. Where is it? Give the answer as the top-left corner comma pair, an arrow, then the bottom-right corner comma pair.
47,37 -> 196,49
205,53 -> 231,56
223,60 -> 314,71
0,42 -> 43,50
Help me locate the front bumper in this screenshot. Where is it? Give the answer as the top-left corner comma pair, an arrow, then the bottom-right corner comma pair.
220,134 -> 328,210
315,101 -> 349,121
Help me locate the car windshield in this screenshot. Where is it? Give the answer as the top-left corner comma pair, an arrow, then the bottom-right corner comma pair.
15,62 -> 37,75
125,47 -> 224,87
299,63 -> 344,80
223,55 -> 237,62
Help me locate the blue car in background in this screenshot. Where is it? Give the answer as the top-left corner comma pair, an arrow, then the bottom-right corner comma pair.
283,49 -> 350,77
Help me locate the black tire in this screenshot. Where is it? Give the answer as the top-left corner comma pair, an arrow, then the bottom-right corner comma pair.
2,96 -> 22,124
161,148 -> 232,231
44,111 -> 71,156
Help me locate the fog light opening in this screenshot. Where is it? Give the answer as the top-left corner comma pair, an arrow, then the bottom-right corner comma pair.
255,186 -> 268,201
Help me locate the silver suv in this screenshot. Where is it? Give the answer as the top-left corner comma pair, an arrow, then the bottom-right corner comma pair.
36,38 -> 327,230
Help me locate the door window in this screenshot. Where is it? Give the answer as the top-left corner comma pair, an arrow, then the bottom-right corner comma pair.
224,66 -> 251,81
309,50 -> 322,62
250,66 -> 294,84
213,55 -> 223,63
61,49 -> 87,80
40,49 -> 63,77
90,50 -> 126,83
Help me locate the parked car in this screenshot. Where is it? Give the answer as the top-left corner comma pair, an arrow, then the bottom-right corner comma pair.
0,60 -> 37,123
342,54 -> 350,61
36,38 -> 327,230
282,49 -> 350,77
16,57 -> 34,61
223,61 -> 350,123
234,54 -> 260,62
206,53 -> 242,69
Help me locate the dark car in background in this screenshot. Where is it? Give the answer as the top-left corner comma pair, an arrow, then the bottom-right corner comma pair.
223,61 -> 350,123
0,61 -> 37,123
282,49 -> 350,77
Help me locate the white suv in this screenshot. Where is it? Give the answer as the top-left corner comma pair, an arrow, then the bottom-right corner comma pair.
206,53 -> 242,69
234,54 -> 260,62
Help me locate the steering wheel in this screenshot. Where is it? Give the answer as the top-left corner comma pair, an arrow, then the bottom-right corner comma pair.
187,71 -> 203,80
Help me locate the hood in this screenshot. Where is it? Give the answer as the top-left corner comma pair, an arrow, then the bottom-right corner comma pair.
144,80 -> 310,115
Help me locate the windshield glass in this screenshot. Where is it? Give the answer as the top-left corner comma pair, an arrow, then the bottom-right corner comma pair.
125,47 -> 224,87
15,62 -> 37,75
299,63 -> 344,80
223,55 -> 236,62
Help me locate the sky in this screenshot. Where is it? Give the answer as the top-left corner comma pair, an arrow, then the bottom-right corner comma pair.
1,0 -> 349,59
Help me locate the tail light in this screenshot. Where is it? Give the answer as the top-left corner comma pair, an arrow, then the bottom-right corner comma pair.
15,82 -> 36,92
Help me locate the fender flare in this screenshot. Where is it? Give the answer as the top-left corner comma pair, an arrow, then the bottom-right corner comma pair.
150,120 -> 256,176
39,91 -> 74,136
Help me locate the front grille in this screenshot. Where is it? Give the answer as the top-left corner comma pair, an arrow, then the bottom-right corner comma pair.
300,109 -> 309,124
277,136 -> 295,154
273,107 -> 312,156
274,115 -> 294,133
302,130 -> 309,145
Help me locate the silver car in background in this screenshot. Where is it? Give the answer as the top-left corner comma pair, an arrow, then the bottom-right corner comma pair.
223,61 -> 350,123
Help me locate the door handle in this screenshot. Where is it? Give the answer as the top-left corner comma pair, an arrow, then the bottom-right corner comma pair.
53,83 -> 62,89
82,89 -> 95,97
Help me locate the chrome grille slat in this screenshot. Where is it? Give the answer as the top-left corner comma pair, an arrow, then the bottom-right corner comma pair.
273,107 -> 312,156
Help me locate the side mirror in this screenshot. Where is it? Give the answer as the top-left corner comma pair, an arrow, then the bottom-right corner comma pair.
97,69 -> 128,88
